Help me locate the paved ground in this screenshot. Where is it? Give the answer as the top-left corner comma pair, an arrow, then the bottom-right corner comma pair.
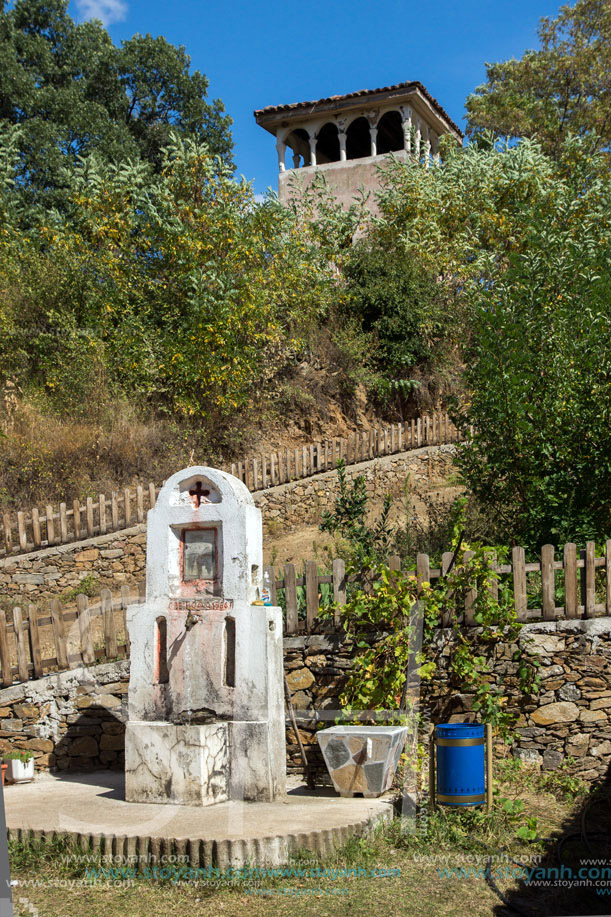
4,771 -> 393,843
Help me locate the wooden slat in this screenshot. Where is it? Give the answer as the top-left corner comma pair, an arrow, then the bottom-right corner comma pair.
77,594 -> 95,665
12,606 -> 29,682
264,565 -> 277,605
136,486 -> 144,523
284,564 -> 298,634
120,586 -> 132,653
17,511 -> 27,552
252,459 -> 258,490
51,598 -> 68,669
102,587 -> 118,659
148,482 -> 157,510
31,508 -> 41,548
332,558 -> 346,626
59,503 -> 68,543
27,604 -> 43,678
3,514 -> 12,553
0,611 -> 12,686
585,541 -> 596,618
463,550 -> 477,624
389,554 -> 401,572
541,544 -> 555,620
564,543 -> 577,618
512,546 -> 527,621
86,497 -> 94,537
305,561 -> 319,632
441,551 -> 454,626
302,446 -> 307,477
45,504 -> 55,546
123,489 -> 131,527
238,461 -> 244,484
111,493 -> 119,530
485,551 -> 498,602
73,499 -> 81,540
270,455 -> 276,486
99,494 -> 107,535
416,553 -> 430,593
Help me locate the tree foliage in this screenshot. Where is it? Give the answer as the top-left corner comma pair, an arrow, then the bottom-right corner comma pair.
0,0 -> 232,211
465,0 -> 611,156
370,137 -> 611,547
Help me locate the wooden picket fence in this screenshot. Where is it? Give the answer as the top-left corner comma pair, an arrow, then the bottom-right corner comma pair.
0,411 -> 462,559
1,540 -> 610,687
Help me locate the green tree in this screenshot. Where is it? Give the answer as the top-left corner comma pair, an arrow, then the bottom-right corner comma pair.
372,137 -> 611,546
0,0 -> 232,210
466,0 -> 611,156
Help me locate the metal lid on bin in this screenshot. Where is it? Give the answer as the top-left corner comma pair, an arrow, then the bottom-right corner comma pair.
436,723 -> 484,739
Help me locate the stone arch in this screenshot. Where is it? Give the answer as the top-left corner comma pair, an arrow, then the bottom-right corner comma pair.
315,122 -> 340,163
286,127 -> 311,167
346,116 -> 371,160
376,110 -> 403,154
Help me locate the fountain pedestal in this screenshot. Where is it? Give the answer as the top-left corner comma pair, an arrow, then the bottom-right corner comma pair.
125,466 -> 286,806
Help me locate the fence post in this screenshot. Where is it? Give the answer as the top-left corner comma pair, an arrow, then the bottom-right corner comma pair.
17,511 -> 27,552
416,553 -> 430,595
332,558 -> 346,626
102,587 -> 117,659
32,508 -> 41,548
463,550 -> 476,625
77,594 -> 95,665
99,495 -> 107,536
86,497 -> 94,538
51,598 -> 68,669
28,605 -> 43,678
0,611 -> 11,686
305,561 -> 319,633
441,551 -> 454,626
564,543 -> 577,618
541,544 -> 555,621
585,541 -> 596,618
512,546 -> 527,621
12,606 -> 29,683
73,499 -> 81,540
284,564 -> 298,634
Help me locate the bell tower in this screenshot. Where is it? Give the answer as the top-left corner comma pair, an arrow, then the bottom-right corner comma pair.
254,80 -> 462,210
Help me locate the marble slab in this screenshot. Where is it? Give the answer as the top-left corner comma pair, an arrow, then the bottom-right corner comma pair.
318,725 -> 408,798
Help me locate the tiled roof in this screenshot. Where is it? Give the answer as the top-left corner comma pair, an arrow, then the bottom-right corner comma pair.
254,80 -> 463,137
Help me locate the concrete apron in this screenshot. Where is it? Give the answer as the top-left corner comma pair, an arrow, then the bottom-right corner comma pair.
4,771 -> 395,868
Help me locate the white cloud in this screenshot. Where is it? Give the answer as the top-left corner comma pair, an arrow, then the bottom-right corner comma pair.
75,0 -> 128,26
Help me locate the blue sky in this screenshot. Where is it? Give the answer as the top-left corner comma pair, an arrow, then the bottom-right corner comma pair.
69,0 -> 564,195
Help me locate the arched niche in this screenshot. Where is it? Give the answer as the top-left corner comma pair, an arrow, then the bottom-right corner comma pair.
286,127 -> 311,167
376,110 -> 403,154
315,122 -> 340,163
346,117 -> 371,160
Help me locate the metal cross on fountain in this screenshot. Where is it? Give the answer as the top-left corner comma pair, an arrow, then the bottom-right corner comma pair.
188,481 -> 210,509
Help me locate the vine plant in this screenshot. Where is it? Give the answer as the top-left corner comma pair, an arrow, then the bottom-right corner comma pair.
320,473 -> 541,739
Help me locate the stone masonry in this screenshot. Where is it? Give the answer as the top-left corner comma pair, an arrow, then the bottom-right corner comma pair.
0,618 -> 609,783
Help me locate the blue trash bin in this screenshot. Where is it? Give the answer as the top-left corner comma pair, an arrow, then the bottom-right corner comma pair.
435,723 -> 486,806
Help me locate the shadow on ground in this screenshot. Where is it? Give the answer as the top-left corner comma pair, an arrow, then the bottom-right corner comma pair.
493,760 -> 611,916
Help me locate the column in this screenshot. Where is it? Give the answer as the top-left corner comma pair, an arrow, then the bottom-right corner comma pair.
276,139 -> 286,172
308,135 -> 317,167
423,125 -> 431,169
369,125 -> 377,157
431,133 -> 440,165
292,151 -> 301,169
338,131 -> 347,161
402,112 -> 412,155
415,119 -> 421,161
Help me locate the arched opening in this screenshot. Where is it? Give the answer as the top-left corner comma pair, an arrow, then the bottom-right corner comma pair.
155,616 -> 169,684
286,127 -> 311,167
346,117 -> 371,160
376,111 -> 403,154
315,122 -> 340,163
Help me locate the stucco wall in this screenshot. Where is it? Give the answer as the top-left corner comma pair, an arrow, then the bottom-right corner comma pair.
278,150 -> 408,214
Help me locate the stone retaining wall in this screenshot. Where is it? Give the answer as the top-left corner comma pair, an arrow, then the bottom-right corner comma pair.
0,445 -> 455,601
0,617 -> 609,782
